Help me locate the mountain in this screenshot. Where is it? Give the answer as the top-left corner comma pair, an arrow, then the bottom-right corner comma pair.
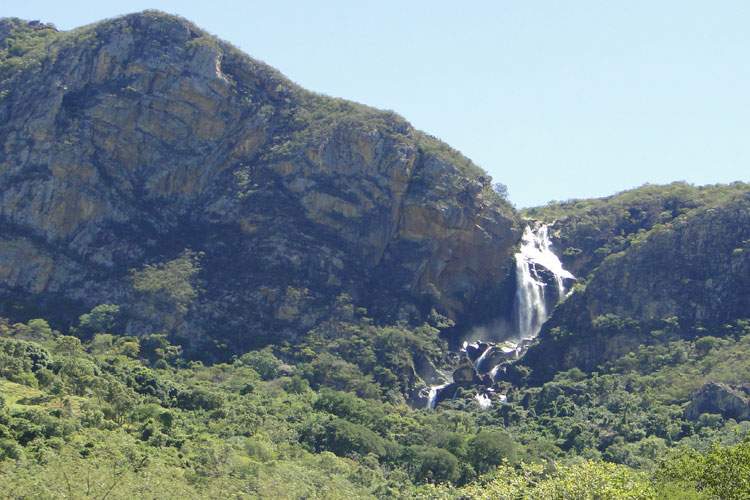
2,10 -> 749,387
0,12 -> 519,356
3,11 -> 750,499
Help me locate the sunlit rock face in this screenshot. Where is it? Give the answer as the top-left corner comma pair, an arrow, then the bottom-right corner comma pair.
685,382 -> 750,422
0,13 -> 520,351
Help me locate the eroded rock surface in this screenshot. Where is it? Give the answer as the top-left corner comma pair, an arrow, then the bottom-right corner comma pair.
0,13 -> 520,351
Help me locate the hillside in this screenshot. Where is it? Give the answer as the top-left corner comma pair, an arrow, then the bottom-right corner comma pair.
0,12 -> 518,360
518,182 -> 750,382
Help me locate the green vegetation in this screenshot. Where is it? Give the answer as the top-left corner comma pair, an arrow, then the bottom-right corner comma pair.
524,181 -> 750,223
0,18 -> 59,82
419,461 -> 658,499
2,11 -> 750,499
2,306 -> 750,498
130,250 -> 202,317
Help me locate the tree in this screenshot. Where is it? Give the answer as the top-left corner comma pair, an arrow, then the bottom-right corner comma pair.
494,182 -> 509,200
468,431 -> 519,474
130,250 -> 201,316
53,336 -> 83,357
13,319 -> 53,342
450,461 -> 657,500
656,438 -> 750,499
78,304 -> 120,337
101,381 -> 137,425
308,417 -> 386,458
139,334 -> 180,365
175,387 -> 224,411
407,446 -> 460,484
88,333 -> 115,355
236,347 -> 281,380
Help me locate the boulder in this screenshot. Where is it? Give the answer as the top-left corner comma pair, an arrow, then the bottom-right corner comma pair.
453,359 -> 480,385
685,382 -> 750,421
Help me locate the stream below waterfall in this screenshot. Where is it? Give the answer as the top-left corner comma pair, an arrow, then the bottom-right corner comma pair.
424,224 -> 575,410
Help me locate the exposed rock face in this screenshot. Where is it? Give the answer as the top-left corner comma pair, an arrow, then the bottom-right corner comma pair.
0,13 -> 520,351
685,382 -> 750,422
579,199 -> 750,325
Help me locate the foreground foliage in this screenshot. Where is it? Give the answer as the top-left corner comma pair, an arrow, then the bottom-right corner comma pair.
2,307 -> 750,498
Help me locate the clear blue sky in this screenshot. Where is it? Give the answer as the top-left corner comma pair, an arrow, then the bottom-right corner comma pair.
5,1 -> 750,207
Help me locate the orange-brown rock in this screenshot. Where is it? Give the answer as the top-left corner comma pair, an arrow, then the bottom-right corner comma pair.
0,13 -> 520,351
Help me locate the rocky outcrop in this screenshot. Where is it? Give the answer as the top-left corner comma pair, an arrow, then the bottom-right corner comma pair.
0,13 -> 520,352
462,341 -> 519,376
685,382 -> 750,421
452,359 -> 480,385
578,198 -> 750,325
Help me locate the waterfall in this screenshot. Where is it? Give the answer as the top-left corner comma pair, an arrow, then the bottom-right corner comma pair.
424,224 -> 573,410
513,225 -> 574,340
474,393 -> 492,410
427,382 -> 451,410
514,252 -> 547,340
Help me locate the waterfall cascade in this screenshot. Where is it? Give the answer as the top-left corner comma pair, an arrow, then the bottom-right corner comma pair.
474,393 -> 492,410
425,224 -> 575,410
514,225 -> 575,341
428,382 -> 451,410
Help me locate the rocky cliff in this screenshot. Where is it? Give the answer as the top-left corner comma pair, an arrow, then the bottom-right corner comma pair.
0,12 -> 520,354
517,183 -> 750,381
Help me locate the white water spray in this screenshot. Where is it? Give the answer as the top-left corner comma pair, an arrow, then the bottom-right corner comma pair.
474,393 -> 492,410
513,225 -> 574,340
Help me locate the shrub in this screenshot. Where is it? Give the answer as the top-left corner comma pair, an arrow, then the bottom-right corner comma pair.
236,348 -> 281,380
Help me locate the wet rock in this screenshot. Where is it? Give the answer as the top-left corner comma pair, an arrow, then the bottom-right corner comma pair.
476,346 -> 514,373
463,341 -> 488,363
412,386 -> 432,409
453,359 -> 480,385
413,352 -> 445,386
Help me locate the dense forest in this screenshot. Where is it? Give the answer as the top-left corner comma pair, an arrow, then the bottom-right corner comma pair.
2,295 -> 750,498
2,11 -> 750,500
